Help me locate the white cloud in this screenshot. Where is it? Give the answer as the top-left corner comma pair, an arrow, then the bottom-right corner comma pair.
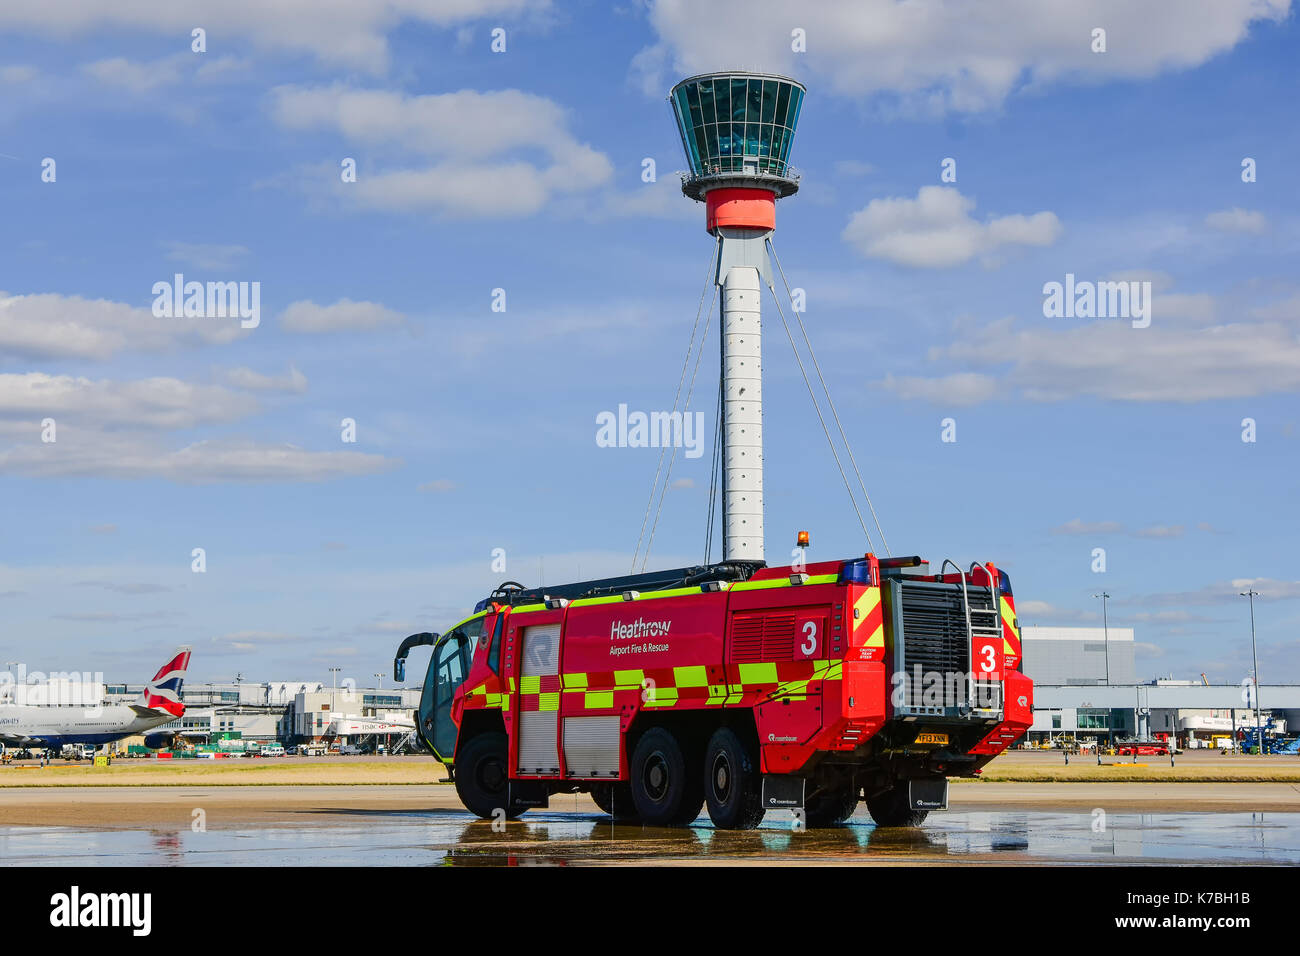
637,0 -> 1291,114
877,371 -> 999,406
163,241 -> 251,270
1205,207 -> 1268,234
83,56 -> 183,93
218,365 -> 308,393
0,436 -> 399,483
1135,524 -> 1185,539
0,372 -> 258,429
880,292 -> 1300,403
279,299 -> 405,334
1051,518 -> 1125,536
0,1 -> 551,73
842,187 -> 1061,267
1123,577 -> 1300,607
269,85 -> 613,218
0,291 -> 247,361
0,65 -> 37,84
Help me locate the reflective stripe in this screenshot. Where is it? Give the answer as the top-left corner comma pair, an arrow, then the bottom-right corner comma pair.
732,573 -> 837,592
738,662 -> 779,684
852,588 -> 880,630
865,624 -> 885,648
673,665 -> 709,687
512,603 -> 548,614
539,692 -> 560,712
520,675 -> 540,695
562,673 -> 588,690
584,691 -> 614,709
569,594 -> 624,608
1000,596 -> 1020,655
613,669 -> 645,687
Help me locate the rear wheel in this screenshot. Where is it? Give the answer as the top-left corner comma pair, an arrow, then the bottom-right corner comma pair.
866,784 -> 928,827
703,727 -> 765,830
455,733 -> 523,820
630,727 -> 704,826
804,783 -> 859,828
589,782 -> 639,822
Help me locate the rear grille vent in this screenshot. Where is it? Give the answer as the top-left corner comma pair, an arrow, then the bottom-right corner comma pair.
729,613 -> 796,663
898,584 -> 979,676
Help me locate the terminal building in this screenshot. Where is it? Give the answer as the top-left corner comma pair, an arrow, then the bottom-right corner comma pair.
1020,625 -> 1298,748
102,680 -> 422,751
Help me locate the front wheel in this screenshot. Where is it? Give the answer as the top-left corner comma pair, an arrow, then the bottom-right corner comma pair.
866,784 -> 928,827
455,733 -> 524,820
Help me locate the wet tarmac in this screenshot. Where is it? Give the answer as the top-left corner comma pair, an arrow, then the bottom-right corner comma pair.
3,804 -> 1297,866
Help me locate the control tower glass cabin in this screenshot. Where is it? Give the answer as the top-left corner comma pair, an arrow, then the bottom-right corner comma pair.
669,71 -> 805,202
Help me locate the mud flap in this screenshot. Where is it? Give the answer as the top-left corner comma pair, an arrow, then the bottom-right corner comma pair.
761,775 -> 805,812
507,780 -> 550,811
909,778 -> 948,811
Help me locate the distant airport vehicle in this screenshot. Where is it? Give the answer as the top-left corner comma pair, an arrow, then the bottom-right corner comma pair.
261,744 -> 286,757
1115,738 -> 1170,756
0,648 -> 191,755
338,744 -> 363,756
297,742 -> 327,757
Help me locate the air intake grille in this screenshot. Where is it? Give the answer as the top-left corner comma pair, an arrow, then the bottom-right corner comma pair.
729,613 -> 795,663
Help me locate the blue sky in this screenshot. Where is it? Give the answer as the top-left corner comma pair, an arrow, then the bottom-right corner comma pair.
0,0 -> 1297,688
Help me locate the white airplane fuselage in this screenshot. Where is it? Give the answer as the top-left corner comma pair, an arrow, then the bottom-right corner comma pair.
0,702 -> 174,749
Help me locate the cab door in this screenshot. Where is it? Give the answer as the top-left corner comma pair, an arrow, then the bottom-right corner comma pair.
418,622 -> 479,762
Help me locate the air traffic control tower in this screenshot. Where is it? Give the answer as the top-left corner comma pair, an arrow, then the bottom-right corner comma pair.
669,72 -> 806,566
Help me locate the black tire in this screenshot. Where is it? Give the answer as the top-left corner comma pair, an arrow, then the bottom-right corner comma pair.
703,727 -> 765,830
804,784 -> 859,828
866,784 -> 929,827
455,733 -> 523,820
590,782 -> 639,822
630,727 -> 704,826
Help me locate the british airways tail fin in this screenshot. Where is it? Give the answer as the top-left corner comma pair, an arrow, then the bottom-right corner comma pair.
137,647 -> 191,717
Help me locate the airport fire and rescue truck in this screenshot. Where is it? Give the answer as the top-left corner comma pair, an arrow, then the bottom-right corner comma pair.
395,553 -> 1031,829
392,72 -> 1034,828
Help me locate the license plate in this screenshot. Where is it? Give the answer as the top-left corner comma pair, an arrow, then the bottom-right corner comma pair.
915,733 -> 948,745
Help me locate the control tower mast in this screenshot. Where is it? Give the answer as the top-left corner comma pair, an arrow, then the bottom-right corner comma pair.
669,72 -> 806,565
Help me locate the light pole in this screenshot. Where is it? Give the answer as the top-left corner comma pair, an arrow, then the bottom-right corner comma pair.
1240,589 -> 1262,756
1092,591 -> 1111,685
373,672 -> 383,692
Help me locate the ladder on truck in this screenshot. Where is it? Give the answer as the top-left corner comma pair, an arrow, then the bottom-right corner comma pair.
940,559 -> 1004,716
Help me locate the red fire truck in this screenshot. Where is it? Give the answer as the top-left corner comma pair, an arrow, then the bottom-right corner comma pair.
395,551 -> 1033,829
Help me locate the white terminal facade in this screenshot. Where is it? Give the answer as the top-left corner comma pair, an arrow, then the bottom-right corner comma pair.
1020,626 -> 1296,747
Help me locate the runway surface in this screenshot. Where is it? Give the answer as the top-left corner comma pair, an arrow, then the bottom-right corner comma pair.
2,784 -> 1296,865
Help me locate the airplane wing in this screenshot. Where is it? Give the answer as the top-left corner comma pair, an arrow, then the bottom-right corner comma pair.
0,733 -> 45,748
128,704 -> 163,718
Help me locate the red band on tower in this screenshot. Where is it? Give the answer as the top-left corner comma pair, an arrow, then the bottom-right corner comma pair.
705,187 -> 777,234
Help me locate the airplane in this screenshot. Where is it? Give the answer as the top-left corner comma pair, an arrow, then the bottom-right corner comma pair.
0,647 -> 191,755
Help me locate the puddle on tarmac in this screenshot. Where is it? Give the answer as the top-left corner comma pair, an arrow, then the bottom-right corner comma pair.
2,808 -> 1297,866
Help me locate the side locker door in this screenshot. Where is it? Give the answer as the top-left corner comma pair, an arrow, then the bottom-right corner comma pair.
516,623 -> 561,775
